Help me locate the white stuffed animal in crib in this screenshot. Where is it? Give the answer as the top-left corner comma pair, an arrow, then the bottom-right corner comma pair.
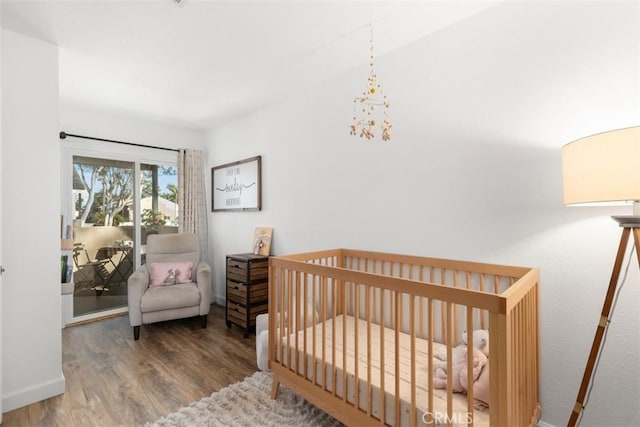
461,358 -> 490,409
432,329 -> 491,405
432,329 -> 489,363
433,347 -> 488,393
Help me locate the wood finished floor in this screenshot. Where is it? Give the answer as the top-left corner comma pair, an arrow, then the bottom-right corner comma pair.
2,304 -> 259,427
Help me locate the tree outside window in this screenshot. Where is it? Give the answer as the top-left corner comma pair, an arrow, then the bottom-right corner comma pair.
73,157 -> 178,228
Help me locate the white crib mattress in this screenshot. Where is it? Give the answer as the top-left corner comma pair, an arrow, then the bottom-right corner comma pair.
277,314 -> 489,427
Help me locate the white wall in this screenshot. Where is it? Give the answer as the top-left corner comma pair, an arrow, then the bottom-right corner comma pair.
1,29 -> 65,412
207,2 -> 639,426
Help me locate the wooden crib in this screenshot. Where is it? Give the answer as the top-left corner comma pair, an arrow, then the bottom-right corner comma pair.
268,249 -> 540,427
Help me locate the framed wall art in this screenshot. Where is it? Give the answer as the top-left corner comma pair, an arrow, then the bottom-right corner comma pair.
211,156 -> 262,212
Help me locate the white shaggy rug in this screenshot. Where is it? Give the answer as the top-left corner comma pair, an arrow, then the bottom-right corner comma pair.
146,371 -> 343,427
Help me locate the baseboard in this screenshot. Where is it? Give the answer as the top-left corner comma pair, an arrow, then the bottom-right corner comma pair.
537,420 -> 556,427
2,373 -> 66,413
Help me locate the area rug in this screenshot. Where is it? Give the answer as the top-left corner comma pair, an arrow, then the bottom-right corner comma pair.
146,371 -> 343,426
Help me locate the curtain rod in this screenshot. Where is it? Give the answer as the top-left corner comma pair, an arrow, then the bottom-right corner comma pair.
59,131 -> 179,153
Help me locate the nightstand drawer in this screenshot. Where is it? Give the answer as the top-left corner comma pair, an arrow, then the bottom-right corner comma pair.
227,301 -> 268,326
226,280 -> 268,304
226,258 -> 268,282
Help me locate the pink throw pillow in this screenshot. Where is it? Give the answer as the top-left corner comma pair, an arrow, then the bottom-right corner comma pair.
149,261 -> 193,287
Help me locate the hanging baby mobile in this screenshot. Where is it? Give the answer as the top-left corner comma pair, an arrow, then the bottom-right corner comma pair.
349,25 -> 391,141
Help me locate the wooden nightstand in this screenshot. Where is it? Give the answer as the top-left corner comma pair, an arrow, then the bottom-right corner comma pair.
225,253 -> 269,338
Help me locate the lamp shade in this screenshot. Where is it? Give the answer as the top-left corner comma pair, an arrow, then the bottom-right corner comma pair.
562,126 -> 640,206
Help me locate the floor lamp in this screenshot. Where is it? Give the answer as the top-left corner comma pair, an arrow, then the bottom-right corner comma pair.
562,126 -> 640,427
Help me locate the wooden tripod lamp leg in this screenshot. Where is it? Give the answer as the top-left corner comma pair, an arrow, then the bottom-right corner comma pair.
633,228 -> 640,270
568,227 -> 632,427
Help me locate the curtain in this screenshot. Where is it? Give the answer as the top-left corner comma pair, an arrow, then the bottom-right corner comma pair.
178,149 -> 209,261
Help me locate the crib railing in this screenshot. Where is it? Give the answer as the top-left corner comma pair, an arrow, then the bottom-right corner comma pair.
269,249 -> 540,427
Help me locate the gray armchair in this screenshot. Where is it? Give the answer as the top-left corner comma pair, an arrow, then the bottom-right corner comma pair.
128,233 -> 211,340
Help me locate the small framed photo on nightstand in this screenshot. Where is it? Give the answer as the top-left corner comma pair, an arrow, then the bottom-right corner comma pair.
251,227 -> 272,256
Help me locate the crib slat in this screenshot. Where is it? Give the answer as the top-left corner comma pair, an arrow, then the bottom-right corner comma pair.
336,256 -> 344,316
342,281 -> 347,402
490,311 -> 509,426
272,268 -> 278,369
480,274 -> 486,330
279,269 -> 284,355
332,279 -> 337,397
453,271 -> 459,346
288,270 -> 293,371
521,295 -> 527,424
531,289 -> 537,420
268,267 -> 275,369
302,273 -> 307,378
373,268 -> 378,323
366,284 -> 373,417
440,270 -> 446,347
446,301 -> 453,427
379,287 -> 386,425
427,297 -> 434,424
513,300 -> 519,424
529,284 -> 540,422
351,273 -> 356,317
410,295 -> 417,427
394,291 -> 401,425
312,274 -> 317,385
467,306 -> 474,426
524,298 -> 529,425
322,277 -> 327,392
419,268 -> 425,338
530,290 -> 536,421
279,271 -> 286,368
354,283 -> 360,410
515,302 -> 521,424
389,263 -> 393,327
522,294 -> 529,423
275,270 -> 281,369
295,272 -> 300,374
522,293 -> 528,422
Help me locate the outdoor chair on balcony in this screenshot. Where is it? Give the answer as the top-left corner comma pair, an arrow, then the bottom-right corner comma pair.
127,233 -> 211,340
95,244 -> 133,287
72,243 -> 111,295
113,248 -> 134,286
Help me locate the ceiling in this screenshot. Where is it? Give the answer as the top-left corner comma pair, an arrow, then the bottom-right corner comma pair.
1,0 -> 500,131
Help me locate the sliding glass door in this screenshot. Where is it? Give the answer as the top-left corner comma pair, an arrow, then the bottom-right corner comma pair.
62,144 -> 178,321
72,156 -> 135,317
140,163 -> 178,266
